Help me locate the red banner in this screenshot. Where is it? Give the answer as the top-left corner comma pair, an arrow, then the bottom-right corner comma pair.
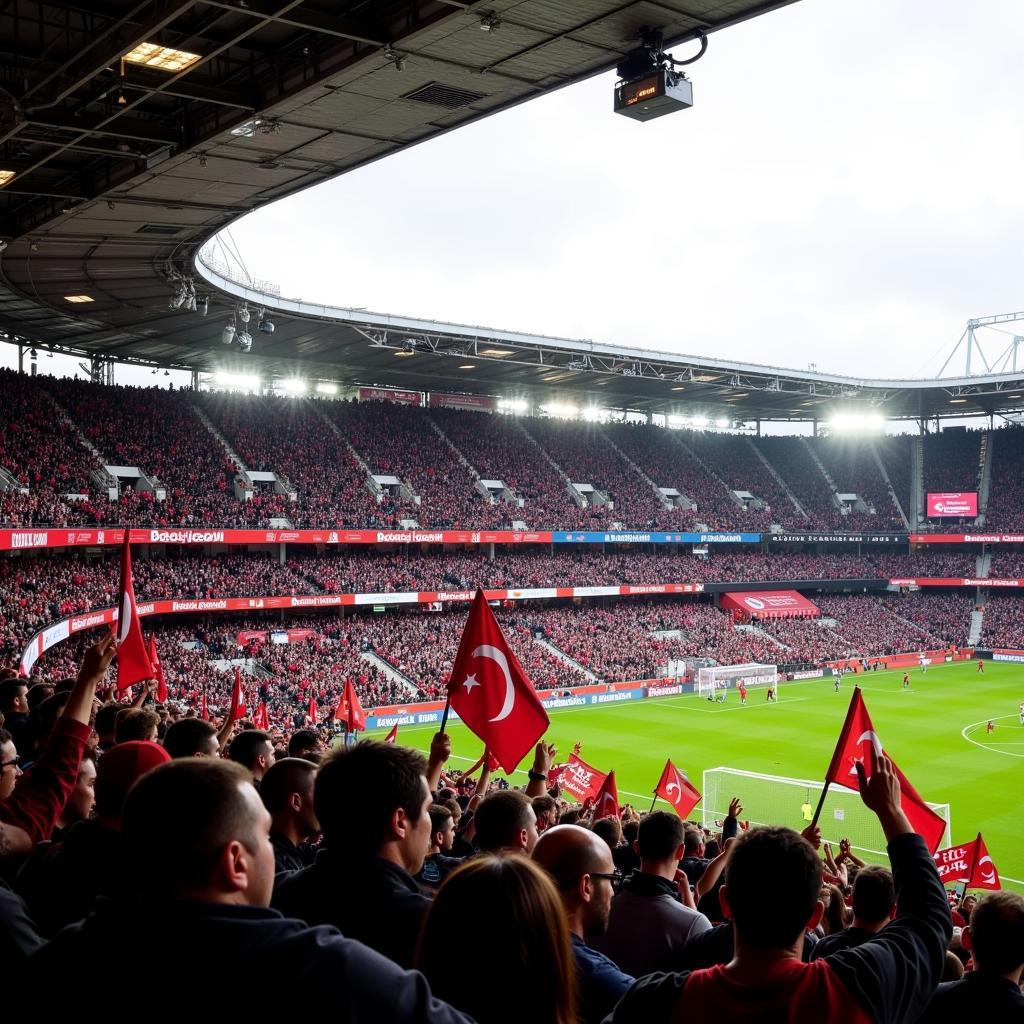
0,527 -> 556,551
358,386 -> 422,405
720,590 -> 820,619
553,753 -> 608,803
926,492 -> 978,518
910,534 -> 1024,544
428,392 -> 497,411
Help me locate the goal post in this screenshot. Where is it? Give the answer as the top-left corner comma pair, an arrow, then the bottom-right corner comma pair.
701,766 -> 951,860
697,663 -> 778,698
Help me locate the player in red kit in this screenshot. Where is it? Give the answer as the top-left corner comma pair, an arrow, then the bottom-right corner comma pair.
902,672 -> 910,690
977,658 -> 984,673
738,682 -> 747,705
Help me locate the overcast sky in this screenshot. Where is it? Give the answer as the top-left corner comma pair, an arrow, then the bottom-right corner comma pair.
215,0 -> 1024,381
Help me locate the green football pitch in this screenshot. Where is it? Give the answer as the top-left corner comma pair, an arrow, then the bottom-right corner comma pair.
385,661 -> 1024,893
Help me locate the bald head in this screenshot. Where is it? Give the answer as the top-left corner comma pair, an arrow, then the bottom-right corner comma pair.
533,824 -> 617,939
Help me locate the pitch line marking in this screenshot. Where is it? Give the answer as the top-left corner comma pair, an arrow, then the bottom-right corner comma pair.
961,716 -> 1024,758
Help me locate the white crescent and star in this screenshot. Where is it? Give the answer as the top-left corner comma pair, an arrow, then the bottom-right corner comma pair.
848,730 -> 884,776
978,855 -> 997,883
118,591 -> 132,643
665,781 -> 682,804
461,645 -> 517,722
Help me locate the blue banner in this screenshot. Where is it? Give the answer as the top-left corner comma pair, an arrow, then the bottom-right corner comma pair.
552,531 -> 761,545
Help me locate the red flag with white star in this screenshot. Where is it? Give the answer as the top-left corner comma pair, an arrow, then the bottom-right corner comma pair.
115,530 -> 154,691
335,678 -> 365,733
253,702 -> 270,731
933,833 -> 1001,890
228,667 -> 247,724
307,695 -> 318,725
654,759 -> 701,819
446,589 -> 548,774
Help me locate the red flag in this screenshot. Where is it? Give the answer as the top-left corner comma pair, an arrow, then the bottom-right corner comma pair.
148,638 -> 168,703
446,589 -> 549,774
252,702 -> 270,731
655,759 -> 701,819
555,753 -> 608,803
201,690 -> 209,722
307,695 -> 318,725
384,723 -> 398,744
115,530 -> 154,691
335,678 -> 365,733
968,833 -> 1001,890
824,688 -> 946,853
485,749 -> 501,772
593,770 -> 620,820
228,667 -> 247,724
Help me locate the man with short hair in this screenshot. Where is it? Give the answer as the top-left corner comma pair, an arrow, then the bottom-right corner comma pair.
259,757 -> 319,874
26,759 -> 473,1022
534,824 -> 635,1024
919,890 -> 1024,1019
0,679 -> 30,751
415,803 -> 463,891
811,866 -> 895,959
114,707 -> 159,744
608,746 -> 952,1024
226,729 -> 276,783
532,794 -> 559,834
474,789 -> 539,854
287,728 -> 324,759
272,738 -> 438,968
594,811 -> 712,975
162,717 -> 219,759
0,728 -> 21,801
93,703 -> 120,755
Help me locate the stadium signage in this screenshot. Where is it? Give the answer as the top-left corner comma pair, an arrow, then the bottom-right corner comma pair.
12,531 -> 48,548
542,696 -> 587,709
770,533 -> 908,544
926,492 -> 978,518
553,531 -> 761,544
171,600 -> 228,612
594,690 -> 640,703
910,534 -> 1024,544
357,386 -> 422,406
376,531 -> 445,543
791,668 -> 825,679
889,578 -> 1022,588
992,651 -> 1024,664
646,684 -> 684,697
428,393 -> 497,411
150,529 -> 225,544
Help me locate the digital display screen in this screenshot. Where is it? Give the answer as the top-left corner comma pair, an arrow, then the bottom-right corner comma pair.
619,73 -> 664,107
926,492 -> 978,518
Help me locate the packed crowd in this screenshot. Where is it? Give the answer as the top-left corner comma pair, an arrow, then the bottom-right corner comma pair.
978,595 -> 1024,649
5,372 -> 1024,536
1,636 -> 1017,1023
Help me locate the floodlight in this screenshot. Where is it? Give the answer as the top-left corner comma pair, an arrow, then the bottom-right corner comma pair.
237,331 -> 253,353
221,322 -> 236,345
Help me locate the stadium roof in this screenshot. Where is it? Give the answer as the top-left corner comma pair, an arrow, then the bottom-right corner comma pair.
2,0 -> 1024,422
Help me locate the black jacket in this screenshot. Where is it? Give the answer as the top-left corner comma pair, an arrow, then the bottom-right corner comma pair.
273,851 -> 431,968
0,878 -> 42,963
917,971 -> 1024,1022
27,897 -> 473,1021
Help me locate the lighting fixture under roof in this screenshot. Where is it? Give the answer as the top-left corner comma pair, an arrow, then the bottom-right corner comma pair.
458,364 -> 475,369
394,350 -> 416,357
480,348 -> 514,357
0,170 -> 15,187
671,386 -> 685,391
949,398 -> 968,404
124,42 -> 201,72
64,294 -> 95,303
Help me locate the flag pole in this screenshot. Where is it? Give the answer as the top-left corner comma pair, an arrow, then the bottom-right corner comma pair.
809,781 -> 831,830
439,693 -> 451,736
648,792 -> 658,813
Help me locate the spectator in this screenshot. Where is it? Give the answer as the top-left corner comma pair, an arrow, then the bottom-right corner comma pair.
533,824 -> 635,1024
25,758 -> 475,1021
680,825 -> 710,883
0,678 -> 30,752
272,739 -> 435,968
811,866 -> 895,959
51,754 -> 96,840
259,757 -> 319,874
532,794 -> 559,834
415,803 -> 463,891
162,717 -> 219,759
593,811 -> 713,975
418,854 -> 577,1024
474,790 -> 539,855
607,745 -> 952,1024
226,728 -> 276,784
919,890 -> 1024,1020
114,707 -> 159,744
287,728 -> 324,758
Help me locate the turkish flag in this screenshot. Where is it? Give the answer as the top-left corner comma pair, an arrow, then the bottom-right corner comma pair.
148,637 -> 168,703
228,667 -> 247,724
485,749 -> 501,772
384,723 -> 398,744
593,770 -> 620,820
824,688 -> 946,853
934,834 -> 1001,890
335,678 -> 366,733
253,702 -> 270,731
446,589 -> 549,774
114,530 -> 154,691
307,696 -> 318,725
655,759 -> 701,819
201,690 -> 209,722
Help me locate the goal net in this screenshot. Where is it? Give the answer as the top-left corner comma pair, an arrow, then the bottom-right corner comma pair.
696,663 -> 778,698
701,766 -> 951,861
